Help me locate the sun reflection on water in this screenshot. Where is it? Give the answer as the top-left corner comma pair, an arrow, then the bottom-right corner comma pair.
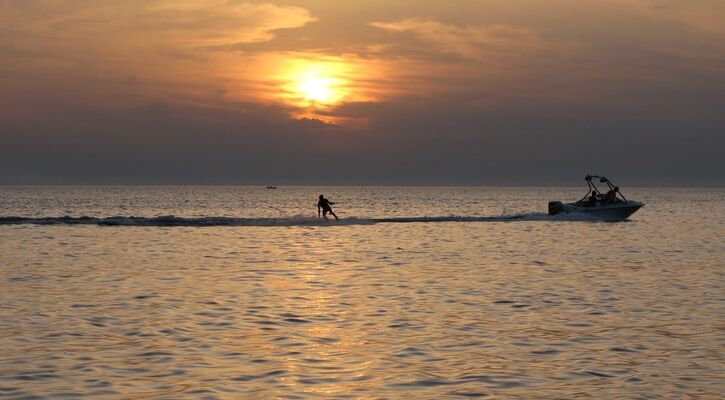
1,188 -> 723,397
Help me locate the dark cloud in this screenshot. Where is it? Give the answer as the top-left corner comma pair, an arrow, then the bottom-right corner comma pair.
1,92 -> 722,185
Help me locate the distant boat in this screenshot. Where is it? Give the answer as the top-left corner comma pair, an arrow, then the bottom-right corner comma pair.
548,175 -> 643,220
266,185 -> 277,189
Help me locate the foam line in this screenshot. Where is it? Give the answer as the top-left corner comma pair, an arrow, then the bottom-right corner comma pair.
0,213 -> 605,227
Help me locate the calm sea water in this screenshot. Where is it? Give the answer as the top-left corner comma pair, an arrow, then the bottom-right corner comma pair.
0,186 -> 723,398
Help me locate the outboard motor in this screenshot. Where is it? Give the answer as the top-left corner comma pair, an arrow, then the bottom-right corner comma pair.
548,201 -> 564,215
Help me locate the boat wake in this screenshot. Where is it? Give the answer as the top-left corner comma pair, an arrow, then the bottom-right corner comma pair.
0,212 -> 605,227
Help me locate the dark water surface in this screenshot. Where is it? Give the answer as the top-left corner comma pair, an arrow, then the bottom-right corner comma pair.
0,187 -> 722,398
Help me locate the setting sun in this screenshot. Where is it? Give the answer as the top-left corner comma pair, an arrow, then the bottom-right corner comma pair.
295,71 -> 337,103
289,64 -> 346,106
267,58 -> 360,122
246,53 -> 387,123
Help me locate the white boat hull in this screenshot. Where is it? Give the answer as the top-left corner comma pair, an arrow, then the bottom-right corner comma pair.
549,201 -> 643,220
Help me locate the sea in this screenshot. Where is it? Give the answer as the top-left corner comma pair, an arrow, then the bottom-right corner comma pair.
0,186 -> 722,399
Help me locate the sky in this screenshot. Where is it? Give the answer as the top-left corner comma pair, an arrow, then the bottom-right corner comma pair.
1,0 -> 723,186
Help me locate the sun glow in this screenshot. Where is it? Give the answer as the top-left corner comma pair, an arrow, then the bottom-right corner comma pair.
246,53 -> 389,124
296,73 -> 335,103
288,64 -> 347,106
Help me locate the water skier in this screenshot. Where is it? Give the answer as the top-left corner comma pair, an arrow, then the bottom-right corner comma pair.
317,195 -> 338,221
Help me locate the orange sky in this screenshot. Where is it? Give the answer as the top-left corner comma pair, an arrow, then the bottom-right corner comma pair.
3,1 -> 722,119
1,1 -> 724,184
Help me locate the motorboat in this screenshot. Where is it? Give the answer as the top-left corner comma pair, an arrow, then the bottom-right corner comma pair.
548,175 -> 643,220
